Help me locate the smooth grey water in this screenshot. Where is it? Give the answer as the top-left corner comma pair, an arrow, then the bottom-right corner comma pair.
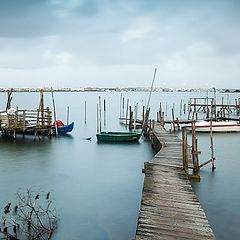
0,91 -> 156,240
0,91 -> 239,239
191,132 -> 240,240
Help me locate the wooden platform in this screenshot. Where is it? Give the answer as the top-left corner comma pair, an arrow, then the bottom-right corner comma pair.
135,124 -> 215,239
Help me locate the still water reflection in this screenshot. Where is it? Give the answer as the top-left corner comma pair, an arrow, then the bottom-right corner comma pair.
0,91 -> 156,239
0,91 -> 239,239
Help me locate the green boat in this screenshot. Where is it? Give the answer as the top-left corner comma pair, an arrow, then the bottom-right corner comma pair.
96,131 -> 141,142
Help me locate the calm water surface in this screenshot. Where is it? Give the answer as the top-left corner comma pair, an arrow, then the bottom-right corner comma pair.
0,91 -> 239,239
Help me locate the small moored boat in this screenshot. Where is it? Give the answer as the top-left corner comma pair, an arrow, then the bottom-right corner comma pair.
52,120 -> 74,135
185,121 -> 240,132
96,131 -> 141,142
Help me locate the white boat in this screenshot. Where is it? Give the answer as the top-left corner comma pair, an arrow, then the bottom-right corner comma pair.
185,120 -> 240,132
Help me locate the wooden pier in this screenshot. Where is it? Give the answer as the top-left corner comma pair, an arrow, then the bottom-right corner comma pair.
135,123 -> 215,239
0,89 -> 54,138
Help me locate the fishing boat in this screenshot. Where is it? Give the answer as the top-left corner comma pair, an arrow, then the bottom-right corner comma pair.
96,131 -> 141,142
185,120 -> 240,132
52,120 -> 74,135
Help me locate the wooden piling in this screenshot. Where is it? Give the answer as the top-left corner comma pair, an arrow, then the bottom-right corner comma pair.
99,96 -> 102,132
51,88 -> 58,137
84,101 -> 87,124
103,99 -> 106,126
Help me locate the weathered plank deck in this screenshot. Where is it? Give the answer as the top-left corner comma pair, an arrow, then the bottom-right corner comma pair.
135,124 -> 215,240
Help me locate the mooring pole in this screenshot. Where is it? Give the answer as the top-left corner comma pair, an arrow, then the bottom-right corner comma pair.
84,101 -> 87,124
96,103 -> 99,133
125,99 -> 129,126
67,106 -> 70,125
51,87 -> 58,137
210,100 -> 216,170
103,99 -> 106,127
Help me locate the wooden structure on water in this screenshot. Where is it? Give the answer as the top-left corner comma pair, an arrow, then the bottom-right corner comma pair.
135,123 -> 215,239
0,89 -> 53,139
188,97 -> 240,119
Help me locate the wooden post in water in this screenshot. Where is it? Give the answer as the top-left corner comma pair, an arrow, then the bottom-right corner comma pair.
191,120 -> 199,171
180,99 -> 183,116
161,112 -> 164,127
98,96 -> 102,132
84,101 -> 87,124
182,127 -> 188,173
13,106 -> 17,139
67,106 -> 70,125
142,106 -> 145,126
103,99 -> 106,127
125,99 -> 129,126
5,88 -> 13,111
96,103 -> 99,133
122,97 -> 125,118
159,102 -> 162,116
165,102 -> 168,117
171,108 -> 175,131
119,93 -> 122,118
39,89 -> 45,126
183,102 -> 186,115
129,106 -> 133,130
134,103 -> 138,131
51,88 -> 58,137
210,101 -> 216,170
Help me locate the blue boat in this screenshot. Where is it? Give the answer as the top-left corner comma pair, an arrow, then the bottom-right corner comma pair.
52,120 -> 74,135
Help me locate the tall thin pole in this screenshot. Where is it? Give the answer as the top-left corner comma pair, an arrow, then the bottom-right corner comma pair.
96,103 -> 99,133
125,99 -> 129,126
51,87 -> 58,137
210,100 -> 215,170
120,93 -> 122,118
66,106 -> 70,125
99,96 -> 102,132
146,68 -> 157,112
141,68 -> 157,135
122,97 -> 125,119
134,103 -> 138,131
103,99 -> 106,126
84,101 -> 87,124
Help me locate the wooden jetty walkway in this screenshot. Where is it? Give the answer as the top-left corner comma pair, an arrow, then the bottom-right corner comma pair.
135,123 -> 215,239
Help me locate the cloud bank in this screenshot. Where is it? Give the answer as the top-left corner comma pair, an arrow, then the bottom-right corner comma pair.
0,0 -> 239,88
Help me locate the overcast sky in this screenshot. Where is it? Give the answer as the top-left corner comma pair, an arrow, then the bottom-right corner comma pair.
0,0 -> 239,88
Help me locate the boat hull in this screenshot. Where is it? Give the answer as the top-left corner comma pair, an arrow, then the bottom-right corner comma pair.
96,132 -> 141,142
186,121 -> 240,132
53,122 -> 74,135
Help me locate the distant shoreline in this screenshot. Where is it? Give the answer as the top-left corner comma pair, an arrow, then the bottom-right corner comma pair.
0,87 -> 239,93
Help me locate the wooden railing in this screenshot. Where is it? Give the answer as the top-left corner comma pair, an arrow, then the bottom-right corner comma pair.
0,108 -> 52,131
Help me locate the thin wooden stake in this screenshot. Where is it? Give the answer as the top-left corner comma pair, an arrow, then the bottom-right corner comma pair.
99,96 -> 102,132
96,103 -> 99,133
84,101 -> 87,124
67,106 -> 70,125
134,103 -> 138,131
182,127 -> 188,173
210,100 -> 216,170
51,88 -> 58,137
125,99 -> 129,126
103,99 -> 106,126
